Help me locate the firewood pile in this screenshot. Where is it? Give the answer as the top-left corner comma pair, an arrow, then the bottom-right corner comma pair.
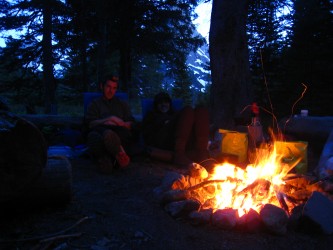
154,163 -> 333,235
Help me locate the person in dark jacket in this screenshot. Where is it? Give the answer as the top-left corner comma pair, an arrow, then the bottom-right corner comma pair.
85,75 -> 135,173
142,92 -> 209,167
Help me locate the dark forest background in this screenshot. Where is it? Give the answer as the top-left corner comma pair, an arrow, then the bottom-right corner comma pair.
0,0 -> 332,127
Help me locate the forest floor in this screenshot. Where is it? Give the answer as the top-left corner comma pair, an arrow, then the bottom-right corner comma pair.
1,152 -> 333,250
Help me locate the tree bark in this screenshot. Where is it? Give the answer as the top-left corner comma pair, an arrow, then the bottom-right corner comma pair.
119,0 -> 134,92
42,1 -> 56,114
209,0 -> 253,129
97,20 -> 107,85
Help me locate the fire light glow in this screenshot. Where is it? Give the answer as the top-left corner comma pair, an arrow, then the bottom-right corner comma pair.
193,143 -> 301,217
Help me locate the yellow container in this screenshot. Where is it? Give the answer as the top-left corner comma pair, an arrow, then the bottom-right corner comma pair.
274,141 -> 308,174
219,129 -> 248,163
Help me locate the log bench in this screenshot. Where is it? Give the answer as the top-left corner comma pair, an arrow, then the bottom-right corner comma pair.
279,116 -> 333,153
279,116 -> 333,173
19,114 -> 83,130
315,129 -> 333,179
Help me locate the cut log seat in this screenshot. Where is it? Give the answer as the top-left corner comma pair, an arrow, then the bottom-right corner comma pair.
279,116 -> 333,155
1,111 -> 47,204
0,156 -> 72,210
25,156 -> 72,206
1,112 -> 72,210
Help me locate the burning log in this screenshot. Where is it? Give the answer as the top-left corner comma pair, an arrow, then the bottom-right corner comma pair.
153,171 -> 186,199
155,138 -> 333,235
202,198 -> 219,210
286,189 -> 312,202
284,175 -> 313,189
186,180 -> 228,192
188,163 -> 208,179
276,191 -> 290,215
237,179 -> 271,202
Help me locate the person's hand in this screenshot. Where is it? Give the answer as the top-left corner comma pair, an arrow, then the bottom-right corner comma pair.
104,119 -> 117,126
123,121 -> 132,129
104,116 -> 124,126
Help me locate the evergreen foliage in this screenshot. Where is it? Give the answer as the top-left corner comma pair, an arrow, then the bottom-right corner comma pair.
245,0 -> 333,118
0,0 -> 206,113
0,0 -> 332,118
283,0 -> 333,116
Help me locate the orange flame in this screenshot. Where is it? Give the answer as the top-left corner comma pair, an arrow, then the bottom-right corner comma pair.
193,142 -> 301,217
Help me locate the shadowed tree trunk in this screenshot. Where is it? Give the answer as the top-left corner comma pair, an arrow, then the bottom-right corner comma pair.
96,0 -> 108,85
119,0 -> 134,92
42,1 -> 56,114
77,0 -> 89,92
209,0 -> 253,129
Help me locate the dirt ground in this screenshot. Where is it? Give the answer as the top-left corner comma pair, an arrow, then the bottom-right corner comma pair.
1,154 -> 333,250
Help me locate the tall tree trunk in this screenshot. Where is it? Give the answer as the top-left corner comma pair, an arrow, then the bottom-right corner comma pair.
78,0 -> 89,92
97,18 -> 107,86
42,2 -> 56,114
119,0 -> 134,92
209,0 -> 253,129
96,0 -> 108,86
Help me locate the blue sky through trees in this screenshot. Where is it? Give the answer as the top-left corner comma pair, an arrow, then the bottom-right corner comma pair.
1,2 -> 212,48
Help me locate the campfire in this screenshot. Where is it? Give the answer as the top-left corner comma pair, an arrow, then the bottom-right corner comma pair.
189,142 -> 302,216
154,140 -> 333,235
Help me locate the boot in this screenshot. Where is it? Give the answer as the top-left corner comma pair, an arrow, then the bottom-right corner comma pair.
103,130 -> 130,168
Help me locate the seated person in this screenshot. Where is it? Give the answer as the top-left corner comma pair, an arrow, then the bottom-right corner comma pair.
142,92 -> 210,167
85,75 -> 135,173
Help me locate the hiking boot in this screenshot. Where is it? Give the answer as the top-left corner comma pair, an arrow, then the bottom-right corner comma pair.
103,131 -> 130,168
116,150 -> 130,168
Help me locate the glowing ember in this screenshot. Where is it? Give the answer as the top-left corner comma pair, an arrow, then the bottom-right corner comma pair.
192,142 -> 301,217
